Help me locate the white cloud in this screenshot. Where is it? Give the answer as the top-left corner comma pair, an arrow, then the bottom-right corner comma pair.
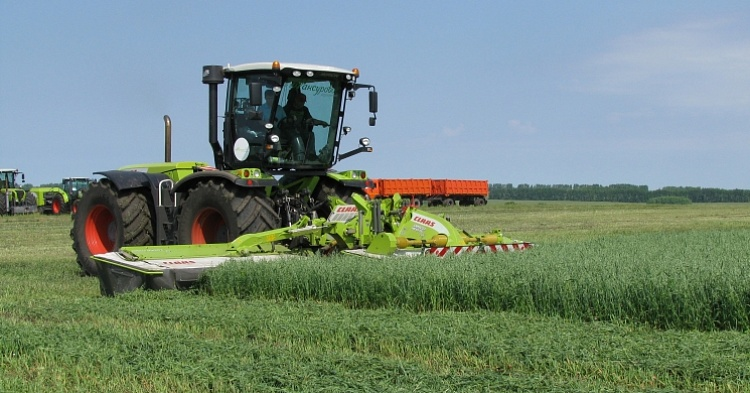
581,18 -> 750,111
507,119 -> 537,134
442,124 -> 464,137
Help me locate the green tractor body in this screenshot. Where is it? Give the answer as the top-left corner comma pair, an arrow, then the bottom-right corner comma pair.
0,169 -> 37,215
70,61 -> 531,295
31,177 -> 94,215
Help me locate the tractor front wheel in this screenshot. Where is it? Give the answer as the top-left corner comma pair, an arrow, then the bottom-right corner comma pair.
312,179 -> 364,219
71,182 -> 154,276
176,180 -> 279,244
51,194 -> 66,214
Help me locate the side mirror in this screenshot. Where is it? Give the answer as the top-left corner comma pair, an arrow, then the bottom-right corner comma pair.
369,90 -> 378,113
368,90 -> 378,126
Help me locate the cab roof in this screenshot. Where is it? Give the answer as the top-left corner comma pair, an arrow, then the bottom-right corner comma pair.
223,61 -> 356,76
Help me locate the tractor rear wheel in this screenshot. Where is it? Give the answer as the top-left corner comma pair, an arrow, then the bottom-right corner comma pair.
24,192 -> 37,212
0,193 -> 7,215
71,182 -> 154,276
51,194 -> 66,214
176,180 -> 280,244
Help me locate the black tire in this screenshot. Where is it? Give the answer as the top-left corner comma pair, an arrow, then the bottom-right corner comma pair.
176,180 -> 280,244
23,191 -> 37,213
442,198 -> 455,207
23,191 -> 37,206
312,179 -> 362,219
51,194 -> 66,215
71,182 -> 154,276
0,193 -> 7,216
474,197 -> 487,206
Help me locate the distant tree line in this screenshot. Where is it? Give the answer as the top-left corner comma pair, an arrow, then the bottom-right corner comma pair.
490,184 -> 750,203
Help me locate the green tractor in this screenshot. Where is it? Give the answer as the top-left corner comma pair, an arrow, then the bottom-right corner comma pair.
31,177 -> 94,215
71,61 -> 380,276
71,61 -> 531,294
0,169 -> 37,216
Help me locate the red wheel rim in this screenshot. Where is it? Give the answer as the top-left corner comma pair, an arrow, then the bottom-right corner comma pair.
52,199 -> 62,214
84,205 -> 116,254
191,208 -> 227,244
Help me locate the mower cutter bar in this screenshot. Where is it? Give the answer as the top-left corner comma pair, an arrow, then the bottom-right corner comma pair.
93,251 -> 288,296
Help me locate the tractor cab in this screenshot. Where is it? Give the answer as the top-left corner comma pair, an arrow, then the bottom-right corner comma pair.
0,169 -> 23,190
203,62 -> 377,173
62,177 -> 93,200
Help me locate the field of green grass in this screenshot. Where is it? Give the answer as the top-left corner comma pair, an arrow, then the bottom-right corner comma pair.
2,201 -> 750,392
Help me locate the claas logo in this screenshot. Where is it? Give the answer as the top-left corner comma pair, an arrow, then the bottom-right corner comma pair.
412,215 -> 436,228
335,206 -> 358,213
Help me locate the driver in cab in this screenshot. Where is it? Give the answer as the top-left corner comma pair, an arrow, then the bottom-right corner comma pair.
278,89 -> 328,160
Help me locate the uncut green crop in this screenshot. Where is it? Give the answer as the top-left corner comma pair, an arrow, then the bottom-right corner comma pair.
4,204 -> 750,392
204,229 -> 750,331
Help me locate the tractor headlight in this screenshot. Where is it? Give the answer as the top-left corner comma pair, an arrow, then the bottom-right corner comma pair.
359,137 -> 370,147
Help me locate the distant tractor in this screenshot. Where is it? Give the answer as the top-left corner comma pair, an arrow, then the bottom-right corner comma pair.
32,177 -> 94,215
0,168 -> 37,215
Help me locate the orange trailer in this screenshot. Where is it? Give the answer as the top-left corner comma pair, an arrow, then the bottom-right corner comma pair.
365,178 -> 488,206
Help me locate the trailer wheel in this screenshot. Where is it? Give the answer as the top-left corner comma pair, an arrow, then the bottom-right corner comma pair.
474,197 -> 487,206
442,198 -> 455,207
176,180 -> 279,244
71,182 -> 154,276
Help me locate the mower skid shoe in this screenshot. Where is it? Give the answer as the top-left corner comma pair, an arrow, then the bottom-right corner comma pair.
93,251 -> 287,295
96,261 -> 146,296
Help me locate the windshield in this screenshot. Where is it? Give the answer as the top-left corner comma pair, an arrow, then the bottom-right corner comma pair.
225,73 -> 344,171
63,179 -> 91,194
0,172 -> 17,188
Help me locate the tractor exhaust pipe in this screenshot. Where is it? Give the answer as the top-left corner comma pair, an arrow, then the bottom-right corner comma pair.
163,115 -> 171,162
202,65 -> 225,169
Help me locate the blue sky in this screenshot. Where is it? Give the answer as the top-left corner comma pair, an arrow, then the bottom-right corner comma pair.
2,1 -> 750,190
